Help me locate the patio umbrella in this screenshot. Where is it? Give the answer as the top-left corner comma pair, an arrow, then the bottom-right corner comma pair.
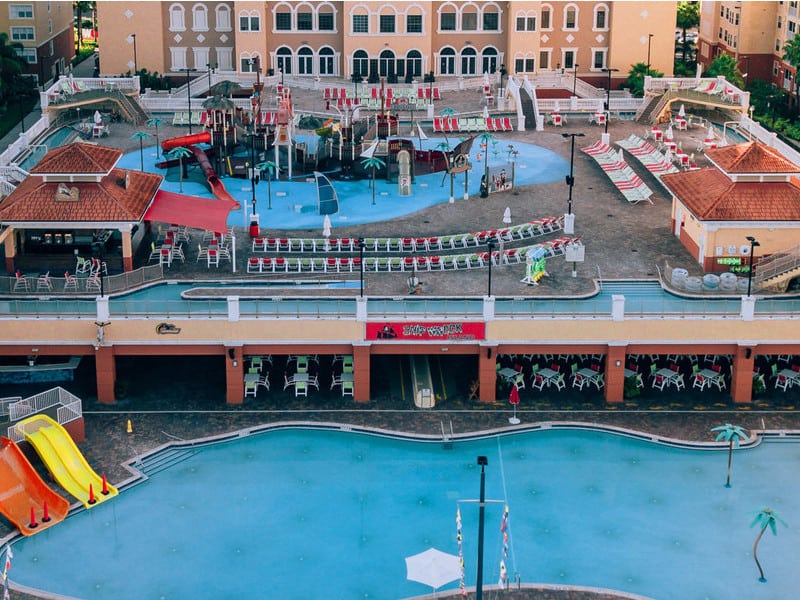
678,104 -> 686,117
441,107 -> 457,118
665,124 -> 674,141
707,123 -> 715,140
509,384 -> 521,425
664,147 -> 672,164
405,547 -> 461,593
503,207 -> 512,225
322,214 -> 331,250
93,110 -> 102,124
483,105 -> 490,121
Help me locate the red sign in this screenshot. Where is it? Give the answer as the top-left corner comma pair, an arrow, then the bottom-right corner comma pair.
367,322 -> 485,341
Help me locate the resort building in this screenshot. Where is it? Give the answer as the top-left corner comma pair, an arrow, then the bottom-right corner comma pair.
0,1 -> 74,87
96,1 -> 677,89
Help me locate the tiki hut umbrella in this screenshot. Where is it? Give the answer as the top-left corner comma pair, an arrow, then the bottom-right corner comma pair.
214,79 -> 242,98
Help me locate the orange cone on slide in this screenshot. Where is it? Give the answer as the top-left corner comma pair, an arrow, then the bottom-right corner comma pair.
42,500 -> 51,522
102,474 -> 109,495
29,506 -> 38,528
88,484 -> 96,505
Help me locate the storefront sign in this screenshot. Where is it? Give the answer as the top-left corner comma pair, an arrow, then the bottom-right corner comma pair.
367,322 -> 485,341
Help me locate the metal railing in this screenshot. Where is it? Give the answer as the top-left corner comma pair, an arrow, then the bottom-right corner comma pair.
0,396 -> 21,417
0,264 -> 164,299
39,76 -> 140,110
755,243 -> 800,286
8,386 -> 82,422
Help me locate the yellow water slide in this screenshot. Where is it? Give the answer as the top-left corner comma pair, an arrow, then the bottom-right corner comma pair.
18,415 -> 118,509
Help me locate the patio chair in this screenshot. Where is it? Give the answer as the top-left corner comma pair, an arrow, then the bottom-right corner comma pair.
342,380 -> 354,397
295,381 -> 308,397
86,275 -> 102,294
244,381 -> 258,398
36,272 -> 53,292
514,372 -> 526,390
13,272 -> 29,292
572,372 -> 586,390
196,244 -> 209,262
775,374 -> 792,391
532,373 -> 547,391
63,271 -> 79,292
652,374 -> 668,391
552,373 -> 566,391
76,256 -> 92,273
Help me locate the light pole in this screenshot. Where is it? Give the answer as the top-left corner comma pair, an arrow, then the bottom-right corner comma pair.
646,33 -> 654,73
179,67 -> 198,134
498,63 -> 506,98
562,132 -> 585,219
476,456 -> 488,600
358,237 -> 366,297
280,67 -> 284,88
487,240 -> 495,297
601,67 -> 619,134
206,61 -> 217,91
131,33 -> 137,74
746,236 -> 760,297
572,63 -> 579,96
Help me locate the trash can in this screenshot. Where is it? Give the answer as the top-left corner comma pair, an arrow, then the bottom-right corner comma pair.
249,214 -> 260,238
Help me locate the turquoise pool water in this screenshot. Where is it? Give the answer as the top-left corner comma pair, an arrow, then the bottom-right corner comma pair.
8,426 -> 800,599
18,127 -> 80,171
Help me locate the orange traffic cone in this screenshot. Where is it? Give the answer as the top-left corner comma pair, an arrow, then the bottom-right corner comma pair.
88,483 -> 96,505
42,500 -> 51,522
29,506 -> 38,528
126,419 -> 133,434
102,474 -> 109,495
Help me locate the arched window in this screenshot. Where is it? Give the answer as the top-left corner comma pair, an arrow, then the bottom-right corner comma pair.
438,3 -> 456,31
239,9 -> 260,32
319,46 -> 335,75
482,4 -> 500,31
462,5 -> 478,31
593,3 -> 609,30
379,49 -> 396,78
274,2 -> 292,31
540,4 -> 552,30
563,4 -> 578,30
406,50 -> 422,78
297,2 -> 313,31
352,49 -> 369,78
192,4 -> 208,31
240,52 -> 261,73
405,5 -> 423,33
515,10 -> 536,31
481,47 -> 498,74
298,47 -> 313,75
440,47 -> 456,75
318,3 -> 336,31
461,47 -> 477,76
215,4 -> 231,31
276,47 -> 293,75
514,52 -> 536,74
169,3 -> 185,31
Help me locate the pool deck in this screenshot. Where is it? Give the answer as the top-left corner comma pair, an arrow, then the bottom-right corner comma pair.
4,79 -> 800,600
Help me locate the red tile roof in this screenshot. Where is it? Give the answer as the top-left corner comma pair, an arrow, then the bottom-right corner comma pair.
0,168 -> 163,223
30,142 -> 122,175
661,167 -> 800,221
705,141 -> 799,174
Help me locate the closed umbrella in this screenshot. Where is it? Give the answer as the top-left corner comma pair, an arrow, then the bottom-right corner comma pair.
665,124 -> 674,141
509,384 -> 521,424
405,547 -> 461,594
323,214 -> 331,250
707,123 -> 715,140
678,103 -> 686,117
93,110 -> 102,124
503,207 -> 512,225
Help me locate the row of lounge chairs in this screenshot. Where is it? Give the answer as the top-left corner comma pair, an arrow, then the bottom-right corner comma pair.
246,238 -> 579,274
433,117 -> 513,133
172,112 -> 206,126
617,134 -> 680,178
582,141 -> 654,205
251,217 -> 563,254
323,87 -> 441,101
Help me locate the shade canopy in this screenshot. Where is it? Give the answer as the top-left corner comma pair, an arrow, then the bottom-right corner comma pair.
405,547 -> 461,591
144,189 -> 236,233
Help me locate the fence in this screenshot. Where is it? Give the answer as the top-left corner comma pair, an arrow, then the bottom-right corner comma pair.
0,264 -> 164,298
7,386 -> 83,423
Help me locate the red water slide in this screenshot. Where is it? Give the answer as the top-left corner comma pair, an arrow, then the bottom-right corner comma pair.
0,437 -> 70,536
160,133 -> 240,208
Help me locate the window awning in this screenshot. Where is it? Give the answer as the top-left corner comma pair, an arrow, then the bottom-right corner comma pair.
144,190 -> 237,233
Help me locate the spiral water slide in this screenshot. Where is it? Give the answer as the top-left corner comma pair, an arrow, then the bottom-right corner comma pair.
161,132 -> 239,207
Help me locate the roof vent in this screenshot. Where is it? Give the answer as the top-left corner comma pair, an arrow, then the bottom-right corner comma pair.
54,182 -> 80,202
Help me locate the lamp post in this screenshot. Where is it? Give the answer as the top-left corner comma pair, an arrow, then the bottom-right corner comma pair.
206,62 -> 217,91
601,67 -> 619,134
572,63 -> 579,96
476,456 -> 489,600
746,236 -> 760,297
280,67 -> 284,88
487,240 -> 495,297
498,63 -> 507,99
351,70 -> 361,97
358,237 -> 366,297
562,132 -> 585,234
179,67 -> 198,134
426,70 -> 435,98
131,33 -> 137,74
646,33 -> 653,73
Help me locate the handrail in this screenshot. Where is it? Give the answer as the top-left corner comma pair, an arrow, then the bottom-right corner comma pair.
754,243 -> 800,284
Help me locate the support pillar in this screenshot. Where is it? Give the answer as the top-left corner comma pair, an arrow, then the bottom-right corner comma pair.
4,231 -> 17,273
478,344 -> 498,403
225,346 -> 244,404
604,344 -> 627,403
121,230 -> 133,272
731,345 -> 756,404
95,346 -> 116,404
353,343 -> 371,402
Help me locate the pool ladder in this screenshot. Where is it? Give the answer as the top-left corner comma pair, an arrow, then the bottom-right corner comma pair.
440,420 -> 454,449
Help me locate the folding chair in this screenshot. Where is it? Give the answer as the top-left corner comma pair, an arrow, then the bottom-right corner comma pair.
295,381 -> 308,397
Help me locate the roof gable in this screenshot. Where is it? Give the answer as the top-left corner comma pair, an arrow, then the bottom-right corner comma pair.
705,141 -> 799,175
30,142 -> 123,176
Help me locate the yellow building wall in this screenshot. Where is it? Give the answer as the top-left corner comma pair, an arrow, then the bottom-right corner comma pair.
234,0 -> 268,71
97,2 -> 164,76
608,2 -> 677,77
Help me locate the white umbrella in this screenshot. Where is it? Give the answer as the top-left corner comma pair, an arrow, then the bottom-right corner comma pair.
707,124 -> 715,140
503,206 -> 512,225
678,103 -> 686,117
664,147 -> 672,163
322,214 -> 331,250
93,110 -> 102,124
405,547 -> 461,593
665,124 -> 674,141
483,105 -> 489,121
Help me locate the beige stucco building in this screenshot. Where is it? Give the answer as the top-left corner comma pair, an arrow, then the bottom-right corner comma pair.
97,1 -> 677,88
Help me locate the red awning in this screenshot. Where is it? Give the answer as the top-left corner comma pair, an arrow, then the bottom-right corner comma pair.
144,190 -> 236,233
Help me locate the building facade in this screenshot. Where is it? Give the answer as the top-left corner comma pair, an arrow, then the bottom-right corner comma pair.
97,1 -> 677,88
0,1 -> 74,87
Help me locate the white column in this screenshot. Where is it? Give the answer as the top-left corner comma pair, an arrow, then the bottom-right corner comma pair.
227,296 -> 240,322
563,213 -> 575,235
483,295 -> 495,321
601,132 -> 610,146
740,295 -> 756,321
611,294 -> 625,321
356,296 -> 368,322
96,296 -> 110,322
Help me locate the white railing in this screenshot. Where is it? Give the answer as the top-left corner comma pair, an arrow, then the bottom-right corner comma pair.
0,114 -> 51,167
0,396 -> 21,417
57,398 -> 83,425
644,76 -> 749,109
40,75 -> 140,110
738,114 -> 800,165
537,98 -> 605,113
7,387 -> 83,442
9,387 -> 60,421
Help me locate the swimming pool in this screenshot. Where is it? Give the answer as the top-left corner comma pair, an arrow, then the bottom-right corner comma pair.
8,425 -> 799,599
17,127 -> 81,171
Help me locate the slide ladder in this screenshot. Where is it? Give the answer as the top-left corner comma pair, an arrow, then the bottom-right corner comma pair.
19,414 -> 118,509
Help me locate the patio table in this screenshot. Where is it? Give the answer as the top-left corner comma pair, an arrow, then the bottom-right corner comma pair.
498,367 -> 519,383
657,368 -> 683,389
577,368 -> 603,390
537,367 -> 560,387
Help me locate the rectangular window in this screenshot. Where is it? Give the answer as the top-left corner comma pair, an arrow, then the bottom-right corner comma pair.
525,58 -> 535,72
462,13 -> 477,30
593,50 -> 605,69
539,51 -> 549,69
14,47 -> 36,63
515,58 -> 524,73
483,12 -> 498,31
297,12 -> 312,30
10,26 -> 34,41
565,9 -> 576,29
170,47 -> 187,70
516,16 -> 525,31
440,13 -> 456,31
407,14 -> 422,33
774,60 -> 780,76
778,17 -> 783,28
776,38 -> 781,52
541,10 -> 550,29
790,21 -> 797,32
595,10 -> 606,29
319,12 -> 334,31
275,12 -> 291,30
9,4 -> 33,19
240,15 -> 259,31
379,15 -> 395,33
352,14 -> 368,33
564,51 -> 575,70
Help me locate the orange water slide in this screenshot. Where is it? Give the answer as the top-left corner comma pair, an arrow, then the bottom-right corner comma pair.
0,437 -> 70,536
161,132 -> 211,152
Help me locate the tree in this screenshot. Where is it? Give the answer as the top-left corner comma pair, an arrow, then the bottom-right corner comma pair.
130,131 -> 151,171
625,62 -> 665,98
146,117 -> 165,158
74,1 -> 94,50
704,53 -> 744,88
360,156 -> 385,205
710,424 -> 748,487
0,32 -> 24,105
255,160 -> 277,210
782,36 -> 800,115
676,2 -> 700,65
167,146 -> 192,192
749,507 -> 787,582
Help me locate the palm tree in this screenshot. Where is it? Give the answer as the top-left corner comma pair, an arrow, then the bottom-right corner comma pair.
625,62 -> 665,98
704,54 -> 744,88
676,1 -> 700,65
0,32 -> 24,104
167,146 -> 192,192
255,160 -> 277,210
130,131 -> 151,171
360,156 -> 386,205
75,1 -> 94,50
782,36 -> 800,115
479,132 -> 496,183
749,507 -> 787,582
711,424 -> 748,487
146,117 -> 165,158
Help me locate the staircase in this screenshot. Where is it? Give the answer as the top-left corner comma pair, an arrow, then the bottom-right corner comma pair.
110,90 -> 150,124
46,88 -> 150,125
518,87 -> 536,130
754,244 -> 800,293
636,91 -> 671,124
